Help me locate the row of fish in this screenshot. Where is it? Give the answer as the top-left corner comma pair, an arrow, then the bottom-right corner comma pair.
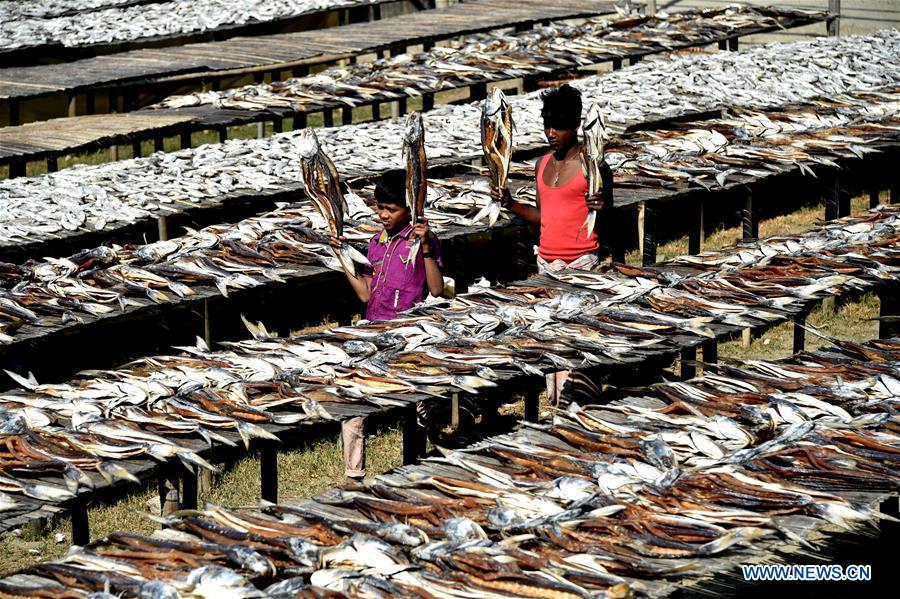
153,6 -> 822,112
2,29 -> 898,248
0,0 -> 374,51
2,336 -> 898,596
0,174 -> 535,345
0,206 -> 898,509
0,0 -> 140,21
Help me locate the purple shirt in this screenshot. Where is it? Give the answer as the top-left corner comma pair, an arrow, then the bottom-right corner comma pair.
362,224 -> 443,321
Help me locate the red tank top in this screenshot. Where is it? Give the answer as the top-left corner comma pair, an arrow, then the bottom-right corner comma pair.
537,153 -> 599,262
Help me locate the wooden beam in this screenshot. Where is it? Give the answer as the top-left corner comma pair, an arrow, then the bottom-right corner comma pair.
157,216 -> 169,241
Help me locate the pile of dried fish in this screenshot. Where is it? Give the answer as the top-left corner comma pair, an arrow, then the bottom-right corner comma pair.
154,5 -> 824,113
2,30 -> 898,249
0,0 -> 141,21
3,337 -> 899,597
0,0 -> 377,52
1,206 -> 898,511
0,176 -> 535,346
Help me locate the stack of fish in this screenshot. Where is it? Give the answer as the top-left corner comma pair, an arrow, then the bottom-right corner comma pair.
0,176 -> 536,346
1,207 -> 899,512
2,337 -> 898,597
154,6 -> 825,113
0,0 -> 377,52
3,30 -> 899,249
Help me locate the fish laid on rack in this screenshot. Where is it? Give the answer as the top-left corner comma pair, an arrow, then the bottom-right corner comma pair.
3,30 -> 898,248
3,339 -> 899,597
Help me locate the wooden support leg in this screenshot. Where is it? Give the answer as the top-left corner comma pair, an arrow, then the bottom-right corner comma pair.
423,93 -> 434,111
323,109 -> 334,127
823,172 -> 850,220
397,97 -> 407,116
260,444 -> 278,503
742,328 -> 752,348
8,100 -> 19,126
8,159 -> 25,178
640,201 -> 657,266
891,177 -> 900,205
272,118 -> 283,134
611,58 -> 622,70
629,55 -> 643,66
402,403 -> 425,465
681,346 -> 697,380
219,127 -> 228,143
480,394 -> 500,436
688,199 -> 703,255
371,103 -> 380,120
294,113 -> 307,130
718,40 -> 727,51
256,121 -> 265,139
742,189 -> 757,240
524,387 -> 540,422
86,92 -> 95,115
523,75 -> 539,93
158,469 -> 179,517
702,339 -> 718,365
68,93 -> 77,117
180,464 -> 199,510
157,216 -> 169,241
203,299 -> 212,347
470,82 -> 487,102
154,137 -> 164,153
450,393 -> 460,428
879,287 -> 900,340
728,38 -> 739,51
132,140 -> 142,158
793,315 -> 806,354
179,131 -> 191,149
46,156 -> 58,173
71,499 -> 90,546
342,107 -> 353,126
108,89 -> 118,114
110,145 -> 119,161
870,186 -> 881,209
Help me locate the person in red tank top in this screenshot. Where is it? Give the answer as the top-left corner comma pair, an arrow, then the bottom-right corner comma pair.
491,85 -> 614,403
492,85 -> 614,272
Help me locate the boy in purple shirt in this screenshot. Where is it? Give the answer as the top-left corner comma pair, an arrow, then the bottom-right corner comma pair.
330,170 -> 444,482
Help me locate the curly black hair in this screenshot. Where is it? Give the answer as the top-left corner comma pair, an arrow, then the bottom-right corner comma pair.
540,84 -> 582,131
374,169 -> 408,208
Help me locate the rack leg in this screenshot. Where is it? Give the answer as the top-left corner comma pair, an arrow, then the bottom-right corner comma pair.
180,465 -> 198,510
71,500 -> 90,546
157,216 -> 168,241
681,347 -> 697,380
640,201 -> 657,266
879,287 -> 900,340
402,404 -> 425,465
688,198 -> 703,255
742,189 -> 757,240
524,387 -> 540,422
793,315 -> 806,354
870,186 -> 881,209
702,339 -> 718,365
260,444 -> 278,503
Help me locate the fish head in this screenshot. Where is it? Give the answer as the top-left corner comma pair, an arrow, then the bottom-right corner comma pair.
403,111 -> 424,144
482,87 -> 508,120
297,129 -> 321,160
136,580 -> 180,599
286,537 -> 321,568
443,517 -> 488,542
